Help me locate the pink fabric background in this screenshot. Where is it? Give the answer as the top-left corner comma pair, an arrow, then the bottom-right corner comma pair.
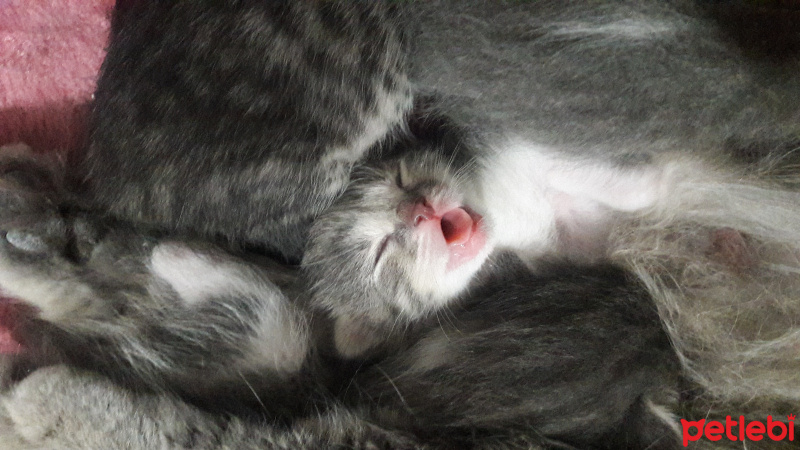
0,0 -> 114,353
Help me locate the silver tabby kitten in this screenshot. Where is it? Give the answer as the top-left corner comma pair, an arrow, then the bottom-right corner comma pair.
0,145 -> 311,406
80,0 -> 412,262
306,0 -> 800,419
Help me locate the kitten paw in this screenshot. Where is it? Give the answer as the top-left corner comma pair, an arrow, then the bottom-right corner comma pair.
0,366 -> 101,447
0,142 -> 69,258
0,366 -> 228,449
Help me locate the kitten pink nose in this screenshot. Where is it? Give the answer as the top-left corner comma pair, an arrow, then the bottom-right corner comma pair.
408,200 -> 436,226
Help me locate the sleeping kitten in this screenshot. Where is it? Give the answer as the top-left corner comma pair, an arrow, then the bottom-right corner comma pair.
80,0 -> 412,262
302,129 -> 710,357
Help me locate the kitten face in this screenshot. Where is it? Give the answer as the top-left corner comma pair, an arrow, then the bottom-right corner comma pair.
303,150 -> 493,329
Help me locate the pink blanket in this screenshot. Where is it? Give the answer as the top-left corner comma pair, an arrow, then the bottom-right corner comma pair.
0,0 -> 114,353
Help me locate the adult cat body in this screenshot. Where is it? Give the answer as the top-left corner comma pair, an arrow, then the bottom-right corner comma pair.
301,0 -> 800,414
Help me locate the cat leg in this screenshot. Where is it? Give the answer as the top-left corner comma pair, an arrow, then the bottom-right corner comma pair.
0,216 -> 311,393
0,143 -> 109,324
0,365 -> 234,450
145,242 -> 310,378
0,366 -> 426,450
0,150 -> 310,391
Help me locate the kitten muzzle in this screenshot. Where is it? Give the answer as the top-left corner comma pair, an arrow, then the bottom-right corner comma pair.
404,199 -> 487,271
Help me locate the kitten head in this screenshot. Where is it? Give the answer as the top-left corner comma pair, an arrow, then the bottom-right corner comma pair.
303,149 -> 493,357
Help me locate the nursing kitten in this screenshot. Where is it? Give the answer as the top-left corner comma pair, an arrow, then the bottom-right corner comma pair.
80,0 -> 412,262
302,131 -> 707,357
305,125 -> 800,425
305,0 -> 800,414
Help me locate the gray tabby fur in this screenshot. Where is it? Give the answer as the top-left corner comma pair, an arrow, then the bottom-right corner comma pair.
306,0 -> 800,416
1,0 -> 800,448
0,147 -> 681,449
0,146 -> 311,405
81,0 -> 412,262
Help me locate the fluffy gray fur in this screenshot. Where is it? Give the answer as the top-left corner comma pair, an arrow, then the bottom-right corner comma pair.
0,147 -> 682,449
2,0 -> 800,448
0,366 -> 424,450
351,258 -> 682,449
81,0 -> 412,262
408,0 -> 800,156
0,145 -> 311,405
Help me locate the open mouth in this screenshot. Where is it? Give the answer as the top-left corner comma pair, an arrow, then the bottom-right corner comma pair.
441,206 -> 487,271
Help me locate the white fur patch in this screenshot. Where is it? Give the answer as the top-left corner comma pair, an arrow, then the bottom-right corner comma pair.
476,139 -> 677,260
149,244 -> 255,306
150,243 -> 308,373
244,302 -> 309,374
475,142 -> 558,253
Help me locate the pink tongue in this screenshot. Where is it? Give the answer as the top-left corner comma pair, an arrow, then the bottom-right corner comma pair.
441,208 -> 474,245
